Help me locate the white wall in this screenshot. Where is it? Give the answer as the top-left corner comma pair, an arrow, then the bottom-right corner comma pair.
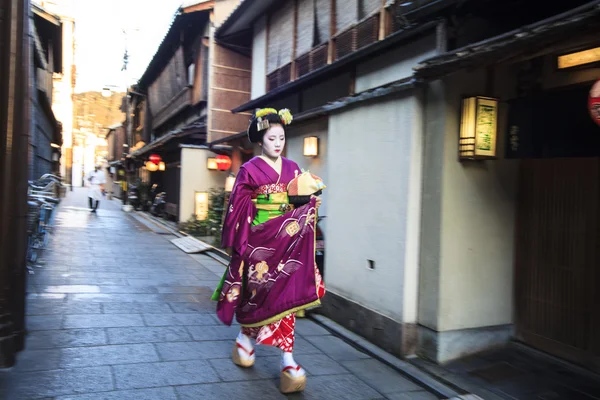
251,16 -> 267,99
355,34 -> 436,93
419,67 -> 519,333
327,94 -> 421,322
285,118 -> 329,218
179,148 -> 228,223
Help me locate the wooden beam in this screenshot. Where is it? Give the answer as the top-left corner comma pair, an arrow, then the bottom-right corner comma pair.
211,86 -> 251,94
291,0 -> 298,80
328,0 -> 336,63
379,0 -> 387,40
212,64 -> 252,73
183,1 -> 215,14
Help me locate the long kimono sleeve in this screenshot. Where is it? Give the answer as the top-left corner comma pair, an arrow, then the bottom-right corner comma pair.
221,166 -> 257,257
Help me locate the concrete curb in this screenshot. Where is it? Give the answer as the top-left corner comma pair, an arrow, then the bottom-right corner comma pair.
309,314 -> 468,399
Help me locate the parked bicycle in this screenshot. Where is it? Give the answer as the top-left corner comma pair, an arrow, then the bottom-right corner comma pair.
26,174 -> 62,270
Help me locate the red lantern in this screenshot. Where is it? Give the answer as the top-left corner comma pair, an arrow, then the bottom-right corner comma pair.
589,79 -> 600,127
149,154 -> 162,164
215,155 -> 232,171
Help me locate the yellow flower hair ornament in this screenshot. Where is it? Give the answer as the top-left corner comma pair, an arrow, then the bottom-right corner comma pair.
278,108 -> 293,125
255,108 -> 278,118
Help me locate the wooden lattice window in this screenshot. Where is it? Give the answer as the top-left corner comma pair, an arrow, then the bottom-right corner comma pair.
334,14 -> 380,60
267,63 -> 292,90
295,43 -> 329,78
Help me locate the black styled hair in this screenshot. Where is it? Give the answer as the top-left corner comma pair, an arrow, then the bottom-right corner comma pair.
247,112 -> 285,143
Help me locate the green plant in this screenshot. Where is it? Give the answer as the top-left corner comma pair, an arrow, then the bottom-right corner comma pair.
179,187 -> 226,247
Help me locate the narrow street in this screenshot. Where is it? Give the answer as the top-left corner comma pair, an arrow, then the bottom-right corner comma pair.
0,189 -> 439,400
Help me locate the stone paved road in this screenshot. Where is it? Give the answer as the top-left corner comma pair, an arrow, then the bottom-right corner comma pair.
0,189 -> 439,400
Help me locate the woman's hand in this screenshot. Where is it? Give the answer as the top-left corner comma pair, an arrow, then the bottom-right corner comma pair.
311,195 -> 322,210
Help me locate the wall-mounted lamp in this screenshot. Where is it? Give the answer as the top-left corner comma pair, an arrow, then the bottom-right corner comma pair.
51,143 -> 60,149
207,157 -> 218,170
303,136 -> 319,157
224,173 -> 236,192
558,46 -> 600,69
194,191 -> 209,221
459,96 -> 498,160
158,161 -> 166,171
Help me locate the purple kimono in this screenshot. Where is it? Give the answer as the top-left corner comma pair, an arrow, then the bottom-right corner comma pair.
216,156 -> 324,327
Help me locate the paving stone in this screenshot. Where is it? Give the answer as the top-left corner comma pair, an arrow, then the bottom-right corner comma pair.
27,300 -> 102,315
176,380 -> 285,400
70,277 -> 129,286
26,328 -> 108,349
295,354 -> 349,376
287,373 -> 383,399
142,313 -> 217,326
306,335 -> 372,362
342,359 -> 424,394
64,314 -> 144,329
60,344 -> 160,368
158,293 -> 206,303
209,356 -> 282,381
14,348 -> 62,372
9,366 -> 114,399
168,301 -> 216,313
102,302 -> 173,314
385,390 -> 440,399
70,293 -> 162,303
155,341 -> 232,361
295,319 -> 332,336
186,324 -> 241,341
53,386 -> 179,400
106,326 -> 192,344
156,284 -> 220,293
27,315 -> 64,330
112,359 -> 220,389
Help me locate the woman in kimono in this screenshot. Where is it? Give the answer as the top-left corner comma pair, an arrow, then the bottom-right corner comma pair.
212,108 -> 325,393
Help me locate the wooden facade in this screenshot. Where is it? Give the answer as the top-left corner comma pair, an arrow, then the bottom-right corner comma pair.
207,43 -> 251,143
265,0 -> 393,91
515,158 -> 600,373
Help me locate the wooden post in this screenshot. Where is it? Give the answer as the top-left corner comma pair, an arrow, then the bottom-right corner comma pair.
328,0 -> 336,63
291,0 -> 298,80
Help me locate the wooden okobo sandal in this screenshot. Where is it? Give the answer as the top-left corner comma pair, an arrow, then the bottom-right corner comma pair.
231,341 -> 255,368
280,364 -> 306,393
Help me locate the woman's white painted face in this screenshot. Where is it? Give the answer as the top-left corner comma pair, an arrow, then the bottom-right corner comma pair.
261,124 -> 285,159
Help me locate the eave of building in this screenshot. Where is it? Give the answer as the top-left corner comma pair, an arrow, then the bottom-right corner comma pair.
231,20 -> 438,113
216,0 -> 455,39
129,120 -> 207,158
209,77 -> 417,146
32,3 -> 61,26
32,4 -> 63,72
414,0 -> 600,80
136,5 -> 212,90
215,0 -> 278,38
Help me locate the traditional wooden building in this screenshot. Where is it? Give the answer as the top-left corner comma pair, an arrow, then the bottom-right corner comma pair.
31,3 -> 63,179
213,0 -> 600,374
127,0 -> 247,223
1,0 -> 33,368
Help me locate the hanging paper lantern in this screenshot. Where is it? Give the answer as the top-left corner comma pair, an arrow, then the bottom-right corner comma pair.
149,154 -> 162,164
215,155 -> 232,171
588,78 -> 600,127
145,161 -> 158,172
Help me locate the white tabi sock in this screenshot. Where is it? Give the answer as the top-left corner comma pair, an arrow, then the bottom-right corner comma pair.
236,331 -> 254,360
281,351 -> 305,377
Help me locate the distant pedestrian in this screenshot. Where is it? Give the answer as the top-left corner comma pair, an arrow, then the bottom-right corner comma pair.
86,165 -> 106,213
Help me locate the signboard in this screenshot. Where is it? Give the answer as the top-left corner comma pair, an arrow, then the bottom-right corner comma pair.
459,96 -> 498,160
